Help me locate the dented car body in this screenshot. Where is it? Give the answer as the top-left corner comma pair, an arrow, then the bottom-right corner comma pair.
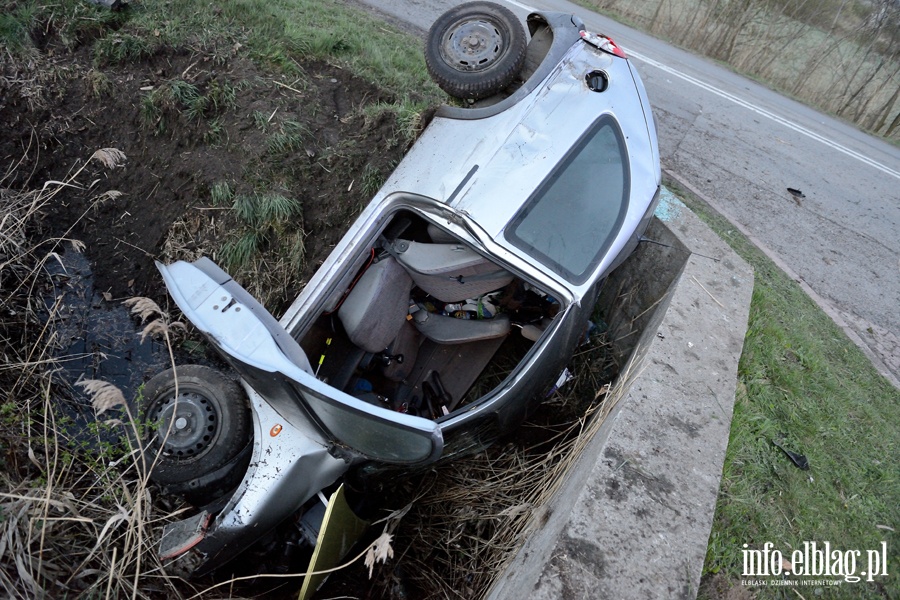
151,9 -> 660,578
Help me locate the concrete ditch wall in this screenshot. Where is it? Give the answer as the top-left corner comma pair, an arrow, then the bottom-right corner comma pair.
486,189 -> 754,599
600,215 -> 688,366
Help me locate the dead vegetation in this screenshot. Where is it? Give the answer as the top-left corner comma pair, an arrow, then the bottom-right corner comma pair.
1,3 -> 639,597
0,151 -> 281,599
0,147 -> 634,599
396,341 -> 629,599
590,0 -> 900,140
314,334 -> 631,600
0,151 -> 189,599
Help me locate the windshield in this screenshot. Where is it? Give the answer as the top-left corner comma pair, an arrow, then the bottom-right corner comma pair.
505,116 -> 629,283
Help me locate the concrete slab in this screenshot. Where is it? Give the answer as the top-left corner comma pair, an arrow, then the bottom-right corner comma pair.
486,189 -> 754,599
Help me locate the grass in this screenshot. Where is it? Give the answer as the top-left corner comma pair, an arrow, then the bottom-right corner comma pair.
209,181 -> 233,206
362,98 -> 436,147
216,0 -> 439,95
0,0 -> 439,596
664,179 -> 900,599
212,189 -> 306,307
140,79 -> 238,137
0,10 -> 32,52
5,0 -> 895,597
94,32 -> 154,65
1,0 -> 442,130
1,0 -> 126,55
266,120 -> 311,155
360,162 -> 387,197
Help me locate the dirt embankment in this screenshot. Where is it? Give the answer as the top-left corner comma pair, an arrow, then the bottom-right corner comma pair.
1,29 -> 615,597
0,21 -> 422,599
1,34 -> 410,313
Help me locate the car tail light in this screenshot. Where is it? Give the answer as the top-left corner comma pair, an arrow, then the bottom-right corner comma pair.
580,31 -> 628,59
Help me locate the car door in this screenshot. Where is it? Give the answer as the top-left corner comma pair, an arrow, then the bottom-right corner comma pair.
156,257 -> 443,465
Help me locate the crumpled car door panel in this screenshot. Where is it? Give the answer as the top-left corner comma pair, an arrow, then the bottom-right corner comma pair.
157,258 -> 443,465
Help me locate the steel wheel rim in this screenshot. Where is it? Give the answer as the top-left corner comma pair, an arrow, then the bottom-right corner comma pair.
440,18 -> 506,73
150,391 -> 219,459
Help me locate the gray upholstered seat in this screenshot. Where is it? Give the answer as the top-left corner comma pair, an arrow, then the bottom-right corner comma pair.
388,239 -> 514,302
411,310 -> 511,344
338,257 -> 413,354
383,320 -> 419,382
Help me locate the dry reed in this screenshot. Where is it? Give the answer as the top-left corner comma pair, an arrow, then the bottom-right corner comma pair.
381,333 -> 638,599
0,150 -> 200,599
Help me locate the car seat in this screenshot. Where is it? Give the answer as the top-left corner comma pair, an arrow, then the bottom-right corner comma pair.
387,239 -> 514,302
338,257 -> 413,354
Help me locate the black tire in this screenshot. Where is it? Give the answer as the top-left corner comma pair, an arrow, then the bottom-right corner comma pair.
140,365 -> 251,495
425,2 -> 527,100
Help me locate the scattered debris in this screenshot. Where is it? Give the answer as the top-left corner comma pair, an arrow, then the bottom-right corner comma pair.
772,437 -> 810,470
787,188 -> 806,205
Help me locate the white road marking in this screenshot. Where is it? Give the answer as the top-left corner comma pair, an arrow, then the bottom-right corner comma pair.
503,0 -> 540,12
627,50 -> 900,180
502,0 -> 900,180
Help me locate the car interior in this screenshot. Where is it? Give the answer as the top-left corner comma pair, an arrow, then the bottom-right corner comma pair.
297,210 -> 562,421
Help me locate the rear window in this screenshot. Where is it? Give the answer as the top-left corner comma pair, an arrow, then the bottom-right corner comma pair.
506,116 -> 629,283
295,380 -> 442,464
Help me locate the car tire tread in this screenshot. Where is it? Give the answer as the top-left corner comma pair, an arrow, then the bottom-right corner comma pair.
425,1 -> 527,100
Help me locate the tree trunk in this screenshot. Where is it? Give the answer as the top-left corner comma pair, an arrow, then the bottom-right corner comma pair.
869,81 -> 900,133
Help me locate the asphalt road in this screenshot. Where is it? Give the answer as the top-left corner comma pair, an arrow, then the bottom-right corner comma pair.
355,0 -> 900,384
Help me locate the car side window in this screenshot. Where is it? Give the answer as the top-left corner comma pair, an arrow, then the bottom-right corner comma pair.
506,116 -> 629,283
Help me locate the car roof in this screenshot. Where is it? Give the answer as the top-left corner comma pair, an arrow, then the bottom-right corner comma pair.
381,40 -> 660,289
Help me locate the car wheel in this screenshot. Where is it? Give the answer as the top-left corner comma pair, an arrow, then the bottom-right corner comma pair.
140,365 -> 251,497
425,1 -> 527,100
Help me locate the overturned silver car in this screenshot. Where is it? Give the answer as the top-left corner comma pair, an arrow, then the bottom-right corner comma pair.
144,3 -> 660,582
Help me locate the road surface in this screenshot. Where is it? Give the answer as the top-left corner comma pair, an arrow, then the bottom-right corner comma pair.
357,0 -> 900,385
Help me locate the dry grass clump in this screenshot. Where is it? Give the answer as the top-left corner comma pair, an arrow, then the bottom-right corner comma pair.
0,148 -> 638,598
390,335 -> 633,599
0,395 -> 173,599
0,151 -> 197,599
161,188 -> 307,313
0,50 -> 56,113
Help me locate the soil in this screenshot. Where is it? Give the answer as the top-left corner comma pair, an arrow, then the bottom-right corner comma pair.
0,33 -> 411,315
0,17 -> 432,599
698,573 -> 757,600
1,17 -> 620,600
